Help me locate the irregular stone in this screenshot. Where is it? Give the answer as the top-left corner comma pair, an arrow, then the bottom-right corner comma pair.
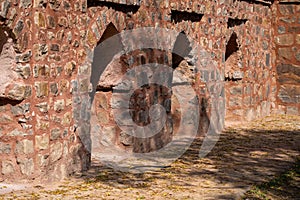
35,135 -> 49,150
33,0 -> 47,8
5,83 -> 26,101
33,64 -> 50,77
34,12 -> 46,28
8,129 -> 26,136
50,44 -> 59,51
17,157 -> 34,176
279,16 -> 296,24
0,142 -> 11,154
277,26 -> 285,34
79,78 -> 89,92
119,131 -> 132,146
15,64 -> 31,79
49,0 -> 61,10
295,50 -> 300,62
15,140 -> 33,154
0,0 -> 10,18
24,86 -> 32,98
35,102 -> 49,113
60,80 -> 69,93
36,115 -> 49,130
50,129 -> 61,140
278,47 -> 293,60
47,16 -> 56,28
62,112 -> 72,125
279,5 -> 294,15
229,86 -> 243,95
275,34 -> 294,46
277,63 -> 300,77
287,106 -> 298,115
2,161 -> 14,175
95,92 -> 109,110
37,154 -> 49,167
35,82 -> 48,97
50,142 -> 63,162
11,103 -> 30,116
296,34 -> 300,45
97,109 -> 109,124
0,39 -> 27,100
64,61 -> 75,76
50,82 -> 58,96
54,99 -> 65,112
13,20 -> 24,36
33,44 -> 48,61
16,50 -> 32,63
58,17 -> 68,27
101,126 -> 116,147
278,85 -> 300,103
0,114 -> 13,123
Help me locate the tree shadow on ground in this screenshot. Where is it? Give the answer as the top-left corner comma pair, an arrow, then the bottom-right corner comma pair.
76,115 -> 300,199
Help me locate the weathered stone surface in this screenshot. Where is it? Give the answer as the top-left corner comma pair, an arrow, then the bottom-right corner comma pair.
15,64 -> 31,79
35,82 -> 49,97
35,102 -> 49,113
277,64 -> 300,77
34,12 -> 46,28
35,135 -> 49,150
37,154 -> 49,167
0,39 -> 26,100
7,84 -> 26,100
119,131 -> 133,146
0,142 -> 11,154
278,26 -> 285,34
11,103 -> 30,116
101,126 -> 116,147
0,0 -> 299,182
33,65 -> 50,78
64,61 -> 75,76
296,34 -> 300,45
33,44 -> 48,61
98,60 -> 126,88
50,142 -> 63,162
54,99 -> 65,112
50,83 -> 58,96
275,34 -> 294,46
33,0 -> 47,8
287,106 -> 299,115
96,109 -> 109,124
278,84 -> 300,103
8,129 -> 27,136
14,20 -> 24,36
62,112 -> 71,125
2,161 -> 14,175
278,47 -> 293,60
15,140 -> 33,154
17,158 -> 34,176
50,129 -> 61,140
229,86 -> 243,95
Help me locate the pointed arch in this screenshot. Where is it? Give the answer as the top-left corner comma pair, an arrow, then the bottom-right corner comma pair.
89,22 -> 122,103
171,31 -> 192,69
98,22 -> 120,45
225,32 -> 239,61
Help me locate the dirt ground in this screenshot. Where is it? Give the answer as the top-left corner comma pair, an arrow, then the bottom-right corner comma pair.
0,114 -> 299,200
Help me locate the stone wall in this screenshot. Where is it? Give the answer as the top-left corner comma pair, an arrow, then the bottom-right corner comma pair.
0,0 -> 297,182
274,1 -> 300,115
0,0 -> 90,182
